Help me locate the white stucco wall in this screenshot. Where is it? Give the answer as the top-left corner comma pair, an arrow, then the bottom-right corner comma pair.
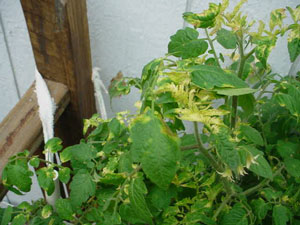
0,0 -> 299,205
0,0 -> 35,122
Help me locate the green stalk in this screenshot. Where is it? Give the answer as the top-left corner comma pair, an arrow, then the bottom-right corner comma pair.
193,122 -> 233,194
15,156 -> 65,169
213,193 -> 233,220
193,122 -> 220,170
205,28 -> 221,67
230,40 -> 256,129
240,165 -> 284,196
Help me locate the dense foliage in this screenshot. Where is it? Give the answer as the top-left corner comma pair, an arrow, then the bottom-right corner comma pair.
1,1 -> 300,224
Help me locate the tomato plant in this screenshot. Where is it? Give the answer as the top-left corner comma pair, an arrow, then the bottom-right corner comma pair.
1,1 -> 300,224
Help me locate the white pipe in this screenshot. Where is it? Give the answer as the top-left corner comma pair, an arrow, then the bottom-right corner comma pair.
35,68 -> 69,205
92,67 -> 108,120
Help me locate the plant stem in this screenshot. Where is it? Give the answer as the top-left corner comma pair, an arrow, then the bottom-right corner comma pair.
240,165 -> 284,196
230,36 -> 244,129
193,122 -> 232,194
15,156 -> 65,169
205,28 -> 221,67
193,122 -> 220,170
230,41 -> 255,129
180,144 -> 199,151
213,193 -> 233,220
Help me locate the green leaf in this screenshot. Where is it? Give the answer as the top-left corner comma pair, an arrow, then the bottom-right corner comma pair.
238,94 -> 255,117
277,140 -> 299,159
103,141 -> 118,155
214,88 -> 257,96
108,72 -> 131,99
272,205 -> 291,225
251,198 -> 272,221
119,204 -> 146,224
1,206 -> 12,225
58,167 -> 71,184
130,111 -> 180,189
11,214 -> 26,225
184,212 -> 216,225
275,83 -> 300,118
149,185 -> 176,210
118,152 -> 133,173
29,157 -> 40,168
45,137 -> 63,153
244,146 -> 273,179
288,38 -> 300,62
168,27 -> 208,59
108,118 -> 122,137
28,217 -> 52,225
141,58 -> 163,88
60,143 -> 96,163
55,198 -> 74,221
128,177 -> 153,225
284,158 -> 300,178
214,128 -> 240,170
99,173 -> 126,185
36,167 -> 56,196
269,8 -> 286,31
221,203 -> 248,225
41,205 -> 52,219
191,65 -> 248,90
183,3 -> 220,28
4,164 -> 32,192
254,36 -> 276,68
17,201 -> 32,211
103,212 -> 121,225
262,188 -> 282,201
216,29 -> 237,49
70,169 -> 96,207
239,124 -> 264,146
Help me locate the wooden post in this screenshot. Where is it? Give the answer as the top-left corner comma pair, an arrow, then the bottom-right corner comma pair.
20,0 -> 96,144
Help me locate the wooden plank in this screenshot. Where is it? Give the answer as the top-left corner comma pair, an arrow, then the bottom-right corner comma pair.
20,0 -> 96,143
0,79 -> 69,199
0,79 -> 70,177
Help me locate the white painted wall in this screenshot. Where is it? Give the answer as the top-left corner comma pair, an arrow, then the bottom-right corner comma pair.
0,0 -> 35,122
0,0 -> 299,205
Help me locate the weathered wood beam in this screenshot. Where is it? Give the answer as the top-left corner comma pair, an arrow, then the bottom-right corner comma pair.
0,79 -> 70,199
20,0 -> 96,144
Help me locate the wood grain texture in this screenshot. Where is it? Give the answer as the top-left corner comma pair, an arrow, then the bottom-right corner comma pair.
20,0 -> 96,143
0,79 -> 69,199
0,79 -> 69,175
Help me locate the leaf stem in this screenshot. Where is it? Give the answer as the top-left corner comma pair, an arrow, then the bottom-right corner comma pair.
213,193 -> 233,220
205,28 -> 221,67
193,122 -> 219,170
180,144 -> 199,151
193,122 -> 232,194
230,40 -> 255,129
240,165 -> 284,196
15,156 -> 65,169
